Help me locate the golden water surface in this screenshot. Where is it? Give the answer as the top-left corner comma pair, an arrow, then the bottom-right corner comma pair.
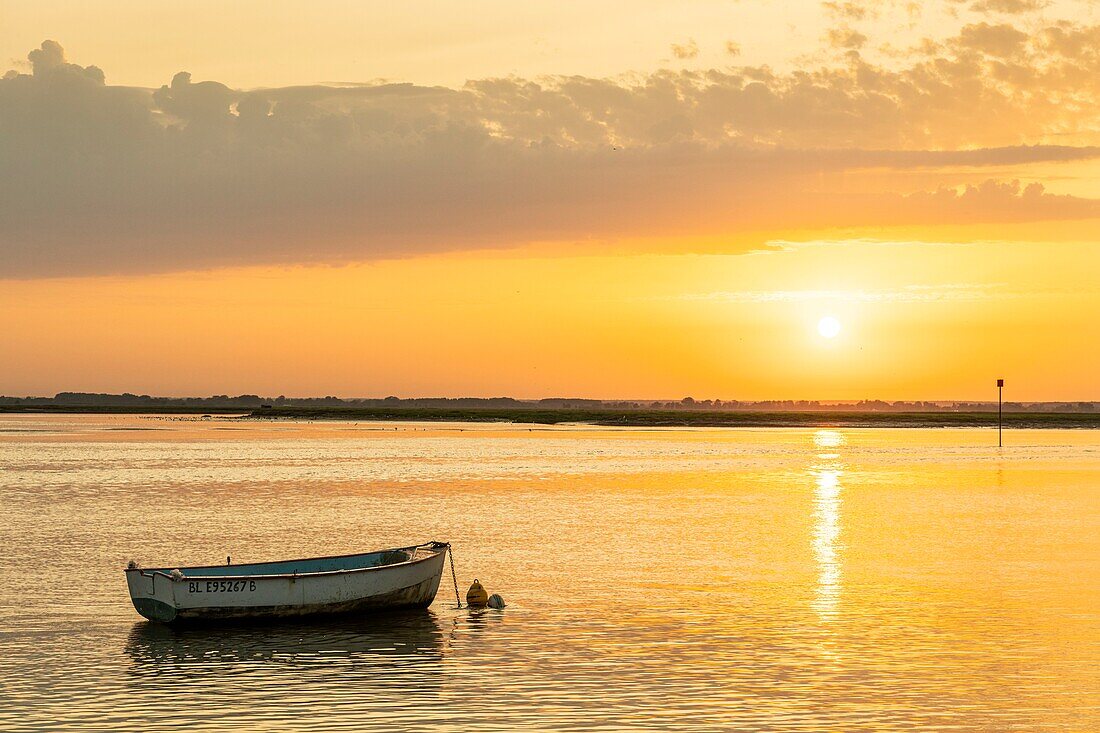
0,415 -> 1097,731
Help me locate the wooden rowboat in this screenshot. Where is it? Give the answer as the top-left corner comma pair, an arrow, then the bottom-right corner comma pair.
125,541 -> 450,623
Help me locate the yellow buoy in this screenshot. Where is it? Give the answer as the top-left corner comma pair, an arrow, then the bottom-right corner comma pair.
466,579 -> 488,607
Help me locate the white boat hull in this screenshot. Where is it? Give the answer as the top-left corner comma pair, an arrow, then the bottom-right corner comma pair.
125,543 -> 449,623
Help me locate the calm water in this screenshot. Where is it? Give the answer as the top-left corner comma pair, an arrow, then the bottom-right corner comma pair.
1,415 -> 1097,731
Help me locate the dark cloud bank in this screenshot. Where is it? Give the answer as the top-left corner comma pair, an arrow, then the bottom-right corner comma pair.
2,25 -> 1099,278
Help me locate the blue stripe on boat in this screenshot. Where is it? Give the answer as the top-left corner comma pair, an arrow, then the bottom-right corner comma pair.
142,549 -> 411,577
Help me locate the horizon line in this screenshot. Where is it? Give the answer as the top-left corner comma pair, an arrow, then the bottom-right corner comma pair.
3,392 -> 1097,406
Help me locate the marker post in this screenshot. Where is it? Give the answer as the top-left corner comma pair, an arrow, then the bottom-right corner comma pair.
997,378 -> 1004,447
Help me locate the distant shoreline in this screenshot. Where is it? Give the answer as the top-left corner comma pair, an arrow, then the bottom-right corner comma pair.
2,405 -> 1098,429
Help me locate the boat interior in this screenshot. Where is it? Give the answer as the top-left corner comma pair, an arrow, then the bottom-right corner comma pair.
139,545 -> 439,578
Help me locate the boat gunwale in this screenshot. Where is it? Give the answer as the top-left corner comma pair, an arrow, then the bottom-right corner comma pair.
124,541 -> 448,581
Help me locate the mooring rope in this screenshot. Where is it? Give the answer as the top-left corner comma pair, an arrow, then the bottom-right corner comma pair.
447,544 -> 462,608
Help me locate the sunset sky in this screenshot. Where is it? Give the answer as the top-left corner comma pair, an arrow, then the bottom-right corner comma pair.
2,0 -> 1098,400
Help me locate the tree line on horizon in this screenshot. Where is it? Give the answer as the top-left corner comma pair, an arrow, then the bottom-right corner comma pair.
0,392 -> 1096,413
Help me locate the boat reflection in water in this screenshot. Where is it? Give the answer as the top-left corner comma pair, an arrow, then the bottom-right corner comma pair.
125,609 -> 446,696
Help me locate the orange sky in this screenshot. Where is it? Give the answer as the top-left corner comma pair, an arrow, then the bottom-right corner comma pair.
4,237 -> 1097,400
1,1 -> 1098,399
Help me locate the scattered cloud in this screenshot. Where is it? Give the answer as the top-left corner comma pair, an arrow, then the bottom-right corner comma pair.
822,1 -> 876,21
893,180 -> 1100,222
674,282 -> 1013,303
956,21 -> 1029,56
671,40 -> 699,60
959,0 -> 1046,15
826,27 -> 869,49
725,41 -> 742,57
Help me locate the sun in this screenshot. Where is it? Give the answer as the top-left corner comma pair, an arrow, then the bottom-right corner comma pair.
817,315 -> 841,339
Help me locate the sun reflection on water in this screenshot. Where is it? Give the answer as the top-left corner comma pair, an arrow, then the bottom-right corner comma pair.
811,430 -> 845,621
